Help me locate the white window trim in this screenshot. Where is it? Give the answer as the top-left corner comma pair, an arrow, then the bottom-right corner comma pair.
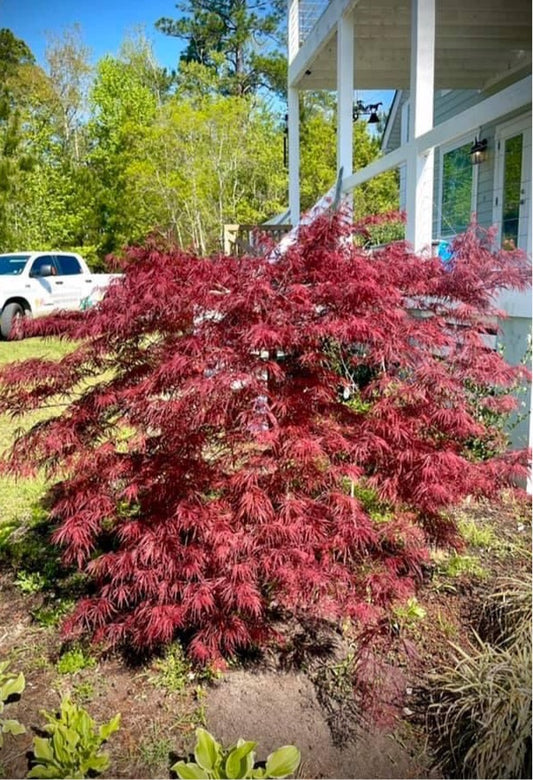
437,132 -> 479,239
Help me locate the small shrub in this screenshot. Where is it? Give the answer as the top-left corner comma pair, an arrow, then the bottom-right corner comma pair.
0,215 -> 530,661
479,569 -> 532,650
28,697 -> 120,779
0,661 -> 26,748
171,728 -> 301,779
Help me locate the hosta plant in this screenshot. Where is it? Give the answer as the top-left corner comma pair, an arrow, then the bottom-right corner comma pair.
172,727 -> 301,779
0,213 -> 530,663
0,661 -> 26,748
27,697 -> 120,779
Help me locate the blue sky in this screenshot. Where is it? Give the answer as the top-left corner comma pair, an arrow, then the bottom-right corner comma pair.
0,0 -> 184,69
0,0 -> 392,111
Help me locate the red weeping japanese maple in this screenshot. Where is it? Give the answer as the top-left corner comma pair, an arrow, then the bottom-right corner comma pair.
0,214 -> 530,663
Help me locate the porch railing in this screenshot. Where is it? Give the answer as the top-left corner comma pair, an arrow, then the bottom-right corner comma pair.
223,224 -> 292,256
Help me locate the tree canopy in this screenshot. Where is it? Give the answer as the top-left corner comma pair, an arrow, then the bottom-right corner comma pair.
0,24 -> 399,263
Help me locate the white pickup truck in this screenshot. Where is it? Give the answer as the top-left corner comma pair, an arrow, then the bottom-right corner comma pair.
0,251 -> 118,339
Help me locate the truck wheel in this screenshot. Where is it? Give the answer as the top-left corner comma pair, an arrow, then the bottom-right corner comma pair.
0,302 -> 25,340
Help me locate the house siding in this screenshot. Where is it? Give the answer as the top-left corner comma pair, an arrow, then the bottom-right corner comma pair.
387,89 -> 531,240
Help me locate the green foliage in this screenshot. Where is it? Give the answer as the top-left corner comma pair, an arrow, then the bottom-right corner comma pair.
123,95 -> 286,253
438,552 -> 486,580
156,0 -> 285,97
357,218 -> 405,247
428,571 -> 532,779
149,643 -> 220,693
27,697 -> 120,779
15,570 -> 46,594
33,599 -> 76,629
391,597 -> 427,631
457,517 -> 496,549
171,728 -> 301,779
299,107 -> 399,216
56,647 -> 97,676
0,661 -> 26,748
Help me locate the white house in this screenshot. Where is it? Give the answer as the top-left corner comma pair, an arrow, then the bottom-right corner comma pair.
286,0 -> 532,449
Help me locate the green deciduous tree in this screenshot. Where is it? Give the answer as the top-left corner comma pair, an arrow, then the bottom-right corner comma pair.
124,95 -> 286,252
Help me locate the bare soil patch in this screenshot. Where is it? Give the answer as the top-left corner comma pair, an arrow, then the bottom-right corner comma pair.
0,495 -> 530,779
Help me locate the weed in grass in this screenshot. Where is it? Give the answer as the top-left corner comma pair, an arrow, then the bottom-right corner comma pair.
72,680 -> 95,703
391,597 -> 426,632
148,642 -> 221,693
32,599 -> 76,628
457,517 -> 497,549
14,570 -> 46,594
56,647 -> 97,675
436,552 -> 486,580
138,726 -> 174,774
0,520 -> 20,551
0,507 -> 63,586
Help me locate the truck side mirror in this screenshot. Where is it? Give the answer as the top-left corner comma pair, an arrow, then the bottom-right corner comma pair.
31,264 -> 55,277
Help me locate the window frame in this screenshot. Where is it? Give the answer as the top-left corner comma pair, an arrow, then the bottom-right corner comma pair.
437,133 -> 478,239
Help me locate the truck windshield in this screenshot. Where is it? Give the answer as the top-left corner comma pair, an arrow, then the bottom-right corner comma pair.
0,255 -> 29,275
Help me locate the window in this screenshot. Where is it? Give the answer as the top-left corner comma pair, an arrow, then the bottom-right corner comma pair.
501,134 -> 523,249
30,255 -> 56,276
0,255 -> 29,275
55,255 -> 82,275
439,141 -> 474,238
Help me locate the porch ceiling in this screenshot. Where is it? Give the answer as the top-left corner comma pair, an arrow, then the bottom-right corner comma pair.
292,0 -> 532,91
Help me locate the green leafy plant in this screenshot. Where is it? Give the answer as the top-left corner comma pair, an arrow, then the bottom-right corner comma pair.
149,643 -> 221,693
391,597 -> 427,631
33,599 -> 76,628
56,647 -> 97,675
457,517 -> 496,549
15,570 -> 46,594
27,697 -> 120,779
0,661 -> 26,748
171,728 -> 301,779
438,553 -> 486,579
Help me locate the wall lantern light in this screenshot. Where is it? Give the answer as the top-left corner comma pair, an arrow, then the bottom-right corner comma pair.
353,100 -> 382,124
470,137 -> 488,165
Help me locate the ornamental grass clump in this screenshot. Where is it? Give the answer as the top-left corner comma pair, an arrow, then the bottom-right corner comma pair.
428,569 -> 532,779
0,213 -> 530,664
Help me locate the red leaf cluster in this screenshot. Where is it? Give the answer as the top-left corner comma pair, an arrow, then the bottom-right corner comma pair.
0,214 -> 530,663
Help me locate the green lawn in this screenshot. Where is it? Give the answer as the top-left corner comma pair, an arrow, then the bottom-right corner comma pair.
0,337 -> 75,525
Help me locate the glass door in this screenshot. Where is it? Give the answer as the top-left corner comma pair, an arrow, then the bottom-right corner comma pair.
494,115 -> 532,255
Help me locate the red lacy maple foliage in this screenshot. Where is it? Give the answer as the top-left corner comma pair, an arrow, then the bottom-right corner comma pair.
0,215 -> 530,663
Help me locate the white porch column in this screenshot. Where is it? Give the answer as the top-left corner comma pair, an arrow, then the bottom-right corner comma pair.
337,12 -> 354,208
288,87 -> 300,225
405,0 -> 435,252
287,0 -> 300,225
